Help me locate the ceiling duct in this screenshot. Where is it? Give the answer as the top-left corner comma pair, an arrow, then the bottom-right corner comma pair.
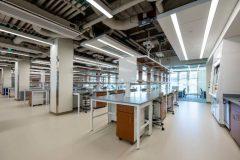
13,37 -> 50,47
103,16 -> 139,31
32,25 -> 63,38
83,0 -> 145,29
0,0 -> 82,38
91,0 -> 163,30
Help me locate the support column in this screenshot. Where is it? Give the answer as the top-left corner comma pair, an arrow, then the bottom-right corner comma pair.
40,70 -> 45,89
138,65 -> 143,82
14,60 -> 30,100
50,38 -> 73,115
0,69 -> 2,94
147,67 -> 151,92
2,67 -> 12,88
96,71 -> 100,90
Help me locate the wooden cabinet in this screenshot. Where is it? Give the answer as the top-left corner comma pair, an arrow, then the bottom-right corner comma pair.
116,104 -> 135,144
95,91 -> 107,108
230,103 -> 240,146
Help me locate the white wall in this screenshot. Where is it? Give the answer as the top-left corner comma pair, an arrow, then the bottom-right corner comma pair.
220,39 -> 240,94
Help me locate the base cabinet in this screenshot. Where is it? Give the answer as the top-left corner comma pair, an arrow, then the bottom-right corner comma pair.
230,103 -> 240,146
116,105 -> 134,144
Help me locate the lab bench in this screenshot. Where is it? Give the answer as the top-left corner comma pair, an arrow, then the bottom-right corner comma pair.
90,91 -> 173,149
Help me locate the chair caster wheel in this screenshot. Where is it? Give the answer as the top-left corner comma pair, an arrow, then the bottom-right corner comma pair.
172,112 -> 175,115
162,127 -> 165,131
119,138 -> 122,140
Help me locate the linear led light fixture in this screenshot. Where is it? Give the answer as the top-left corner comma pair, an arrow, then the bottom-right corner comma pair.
31,66 -> 50,70
74,59 -> 114,68
0,59 -> 16,63
85,43 -> 123,59
0,26 -> 53,46
208,1 -> 240,62
97,39 -> 134,57
86,0 -> 113,18
32,60 -> 50,65
0,49 -> 30,57
200,0 -> 219,59
74,57 -> 117,68
171,13 -> 188,60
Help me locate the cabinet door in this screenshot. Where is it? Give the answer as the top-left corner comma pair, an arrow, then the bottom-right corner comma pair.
230,104 -> 240,146
116,111 -> 134,143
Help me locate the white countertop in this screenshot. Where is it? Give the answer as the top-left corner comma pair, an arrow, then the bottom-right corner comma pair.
91,91 -> 171,105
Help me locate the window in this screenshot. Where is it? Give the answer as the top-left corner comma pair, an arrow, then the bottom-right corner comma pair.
170,72 -> 178,89
189,71 -> 198,94
179,72 -> 187,91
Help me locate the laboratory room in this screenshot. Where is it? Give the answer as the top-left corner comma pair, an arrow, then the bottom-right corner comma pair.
0,0 -> 240,160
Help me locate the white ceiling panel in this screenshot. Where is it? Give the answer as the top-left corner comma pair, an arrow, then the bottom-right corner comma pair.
157,0 -> 238,61
178,2 -> 210,60
204,0 -> 238,58
225,9 -> 240,40
158,1 -> 210,60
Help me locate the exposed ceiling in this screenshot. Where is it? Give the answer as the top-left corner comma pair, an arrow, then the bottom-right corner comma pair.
0,0 -> 207,70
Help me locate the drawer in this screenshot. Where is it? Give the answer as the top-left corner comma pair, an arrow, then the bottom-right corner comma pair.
96,101 -> 107,108
117,104 -> 134,114
96,92 -> 107,96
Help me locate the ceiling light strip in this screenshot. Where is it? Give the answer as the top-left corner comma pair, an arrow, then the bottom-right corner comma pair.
0,25 -> 53,46
74,59 -> 113,68
208,0 -> 240,62
86,0 -> 113,18
85,43 -> 123,58
0,49 -> 30,57
200,0 -> 219,59
74,56 -> 117,68
171,13 -> 188,60
97,39 -> 134,57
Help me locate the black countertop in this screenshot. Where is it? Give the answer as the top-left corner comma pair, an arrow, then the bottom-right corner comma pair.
223,94 -> 240,106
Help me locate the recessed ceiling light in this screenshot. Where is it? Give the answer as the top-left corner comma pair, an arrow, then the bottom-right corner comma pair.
86,0 -> 113,18
200,0 -> 219,59
85,43 -> 123,58
97,39 -> 134,57
171,13 -> 188,60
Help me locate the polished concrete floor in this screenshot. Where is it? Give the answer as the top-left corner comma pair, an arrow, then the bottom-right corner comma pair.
0,95 -> 239,160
